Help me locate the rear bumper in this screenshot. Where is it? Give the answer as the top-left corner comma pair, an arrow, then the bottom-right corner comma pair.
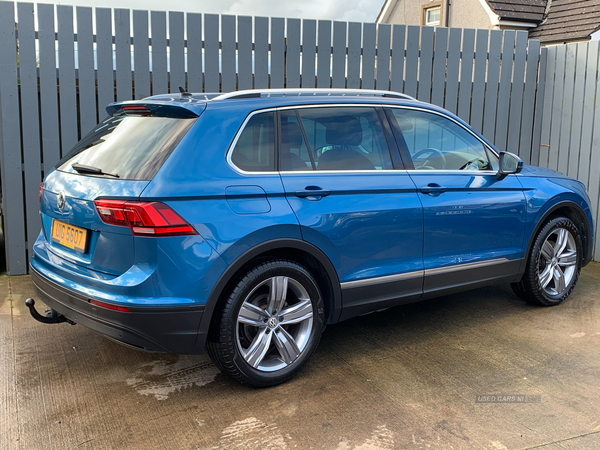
30,265 -> 206,354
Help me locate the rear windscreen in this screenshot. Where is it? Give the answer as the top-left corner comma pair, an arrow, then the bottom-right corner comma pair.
56,115 -> 196,180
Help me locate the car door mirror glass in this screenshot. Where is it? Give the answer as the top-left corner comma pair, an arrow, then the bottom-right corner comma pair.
496,151 -> 523,180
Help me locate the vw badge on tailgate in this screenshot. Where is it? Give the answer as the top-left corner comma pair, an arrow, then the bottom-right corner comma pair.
57,191 -> 66,211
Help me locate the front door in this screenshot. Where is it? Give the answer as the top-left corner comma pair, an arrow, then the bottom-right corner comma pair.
386,107 -> 527,296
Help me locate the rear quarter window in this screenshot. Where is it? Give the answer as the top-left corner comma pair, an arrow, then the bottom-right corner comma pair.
230,112 -> 276,172
56,115 -> 196,180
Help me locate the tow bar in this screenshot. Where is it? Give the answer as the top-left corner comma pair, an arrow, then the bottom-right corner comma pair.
25,298 -> 76,325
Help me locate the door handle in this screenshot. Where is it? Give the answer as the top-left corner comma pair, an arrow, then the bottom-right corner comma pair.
295,186 -> 331,199
420,183 -> 447,196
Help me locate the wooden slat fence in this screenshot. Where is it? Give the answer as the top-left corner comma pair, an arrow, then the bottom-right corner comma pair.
536,41 -> 600,262
0,1 -> 548,274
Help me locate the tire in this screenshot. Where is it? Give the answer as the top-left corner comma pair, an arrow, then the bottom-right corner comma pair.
207,260 -> 325,387
511,217 -> 582,306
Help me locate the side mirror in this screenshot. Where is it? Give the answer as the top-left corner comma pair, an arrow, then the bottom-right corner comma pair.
496,151 -> 523,180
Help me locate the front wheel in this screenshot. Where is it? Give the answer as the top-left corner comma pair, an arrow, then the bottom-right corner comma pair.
511,217 -> 582,306
207,260 -> 324,387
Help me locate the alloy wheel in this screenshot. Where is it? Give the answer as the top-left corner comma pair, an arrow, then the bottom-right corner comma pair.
537,227 -> 578,296
236,276 -> 314,372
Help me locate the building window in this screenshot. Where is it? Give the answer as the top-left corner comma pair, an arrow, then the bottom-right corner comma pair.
422,3 -> 442,27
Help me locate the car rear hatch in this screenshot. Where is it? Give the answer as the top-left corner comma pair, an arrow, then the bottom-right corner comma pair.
39,101 -> 204,276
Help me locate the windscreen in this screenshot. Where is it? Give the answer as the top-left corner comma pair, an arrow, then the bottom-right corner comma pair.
56,115 -> 196,180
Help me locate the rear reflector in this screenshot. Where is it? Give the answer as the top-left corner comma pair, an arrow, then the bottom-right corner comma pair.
94,200 -> 197,237
39,182 -> 44,202
89,299 -> 131,312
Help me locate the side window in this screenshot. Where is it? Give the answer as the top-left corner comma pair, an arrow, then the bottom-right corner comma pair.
231,112 -> 275,172
295,107 -> 393,171
389,108 -> 498,171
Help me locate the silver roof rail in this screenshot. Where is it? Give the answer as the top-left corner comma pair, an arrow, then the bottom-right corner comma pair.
212,88 -> 415,101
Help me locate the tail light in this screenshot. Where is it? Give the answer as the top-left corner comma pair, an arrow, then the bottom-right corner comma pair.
39,182 -> 44,202
94,200 -> 197,237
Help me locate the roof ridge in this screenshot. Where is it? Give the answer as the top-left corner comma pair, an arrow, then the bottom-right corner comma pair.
485,0 -> 549,24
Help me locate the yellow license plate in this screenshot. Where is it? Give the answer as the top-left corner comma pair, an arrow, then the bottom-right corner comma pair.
51,220 -> 88,253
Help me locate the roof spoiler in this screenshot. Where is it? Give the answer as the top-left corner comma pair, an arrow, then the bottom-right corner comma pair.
106,102 -> 200,118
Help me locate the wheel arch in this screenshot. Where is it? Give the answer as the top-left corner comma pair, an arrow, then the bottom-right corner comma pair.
196,238 -> 342,352
519,200 -> 593,279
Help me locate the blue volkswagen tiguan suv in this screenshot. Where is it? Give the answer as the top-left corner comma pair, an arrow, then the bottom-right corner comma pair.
28,89 -> 594,387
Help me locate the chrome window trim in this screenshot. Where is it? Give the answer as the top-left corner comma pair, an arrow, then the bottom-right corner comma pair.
340,258 -> 510,290
405,170 -> 498,175
226,103 -> 501,176
280,169 -> 406,175
227,103 -> 397,175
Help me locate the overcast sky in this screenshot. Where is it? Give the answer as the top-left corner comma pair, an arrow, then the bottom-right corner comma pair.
49,0 -> 384,23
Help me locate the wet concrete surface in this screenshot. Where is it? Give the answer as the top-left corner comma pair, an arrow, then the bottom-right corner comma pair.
2,264 -> 600,450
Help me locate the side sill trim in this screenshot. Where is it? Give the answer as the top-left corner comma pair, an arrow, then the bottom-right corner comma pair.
341,270 -> 424,289
340,258 -> 510,290
425,258 -> 510,276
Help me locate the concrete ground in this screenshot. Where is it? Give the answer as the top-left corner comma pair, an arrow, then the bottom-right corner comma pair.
2,265 -> 600,450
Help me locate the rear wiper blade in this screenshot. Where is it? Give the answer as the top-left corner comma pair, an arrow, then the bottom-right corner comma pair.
72,163 -> 120,178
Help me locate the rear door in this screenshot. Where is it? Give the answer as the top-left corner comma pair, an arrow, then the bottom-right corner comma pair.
278,105 -> 424,319
386,107 -> 526,296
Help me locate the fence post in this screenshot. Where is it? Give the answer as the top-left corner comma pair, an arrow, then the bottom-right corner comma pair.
530,46 -> 547,167
16,2 -> 42,261
0,2 -> 27,274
